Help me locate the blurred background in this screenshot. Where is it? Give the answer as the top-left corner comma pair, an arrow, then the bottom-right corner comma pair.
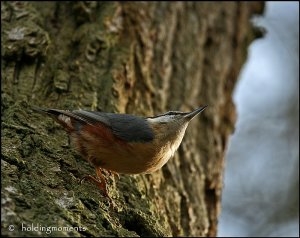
219,1 -> 299,237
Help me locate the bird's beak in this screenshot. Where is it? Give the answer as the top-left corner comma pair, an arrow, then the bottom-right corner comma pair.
184,105 -> 208,120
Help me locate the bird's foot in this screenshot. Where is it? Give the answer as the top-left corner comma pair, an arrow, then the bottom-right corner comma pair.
80,174 -> 108,197
80,168 -> 119,209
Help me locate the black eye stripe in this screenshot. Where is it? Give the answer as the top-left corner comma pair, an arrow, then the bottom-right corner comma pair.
165,111 -> 182,115
148,111 -> 186,118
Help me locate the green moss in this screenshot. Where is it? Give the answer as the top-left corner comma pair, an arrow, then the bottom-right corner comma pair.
2,102 -> 170,236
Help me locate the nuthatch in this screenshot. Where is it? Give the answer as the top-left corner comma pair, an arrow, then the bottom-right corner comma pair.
33,106 -> 207,195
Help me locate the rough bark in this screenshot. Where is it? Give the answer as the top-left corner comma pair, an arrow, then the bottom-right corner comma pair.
1,2 -> 264,237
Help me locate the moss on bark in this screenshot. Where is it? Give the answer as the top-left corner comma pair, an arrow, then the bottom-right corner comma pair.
1,2 -> 264,236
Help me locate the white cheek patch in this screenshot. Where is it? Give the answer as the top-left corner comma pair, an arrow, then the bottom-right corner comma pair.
169,128 -> 187,156
58,114 -> 72,128
156,126 -> 188,170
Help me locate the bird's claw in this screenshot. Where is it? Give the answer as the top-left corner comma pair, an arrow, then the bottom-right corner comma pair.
80,174 -> 108,197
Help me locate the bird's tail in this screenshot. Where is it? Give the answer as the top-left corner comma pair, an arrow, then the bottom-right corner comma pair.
32,106 -> 61,116
32,106 -> 78,132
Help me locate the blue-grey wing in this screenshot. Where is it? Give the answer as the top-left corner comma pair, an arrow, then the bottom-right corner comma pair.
72,110 -> 154,142
72,110 -> 111,126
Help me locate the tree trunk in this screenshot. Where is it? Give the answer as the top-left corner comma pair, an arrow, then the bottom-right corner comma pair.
1,2 -> 264,237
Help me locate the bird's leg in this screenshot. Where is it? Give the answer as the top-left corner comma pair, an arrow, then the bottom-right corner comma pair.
80,167 -> 108,196
95,167 -> 108,196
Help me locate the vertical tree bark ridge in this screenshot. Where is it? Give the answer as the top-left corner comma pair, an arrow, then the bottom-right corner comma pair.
1,2 -> 264,237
